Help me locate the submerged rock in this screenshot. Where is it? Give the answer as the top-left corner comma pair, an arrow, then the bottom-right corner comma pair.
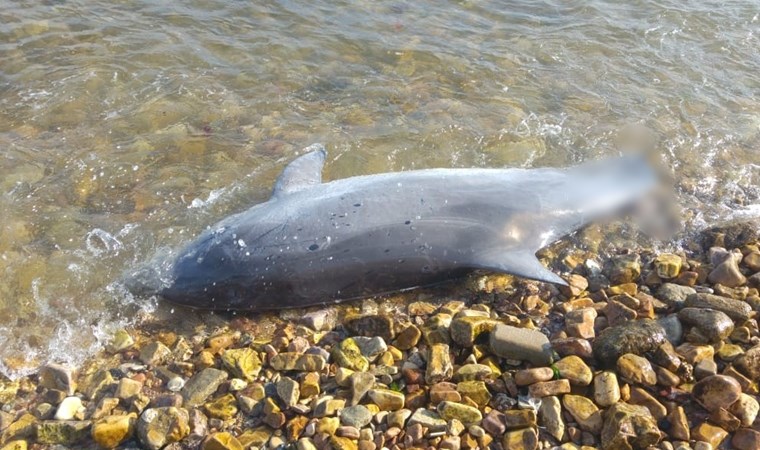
181,368 -> 228,407
592,319 -> 667,367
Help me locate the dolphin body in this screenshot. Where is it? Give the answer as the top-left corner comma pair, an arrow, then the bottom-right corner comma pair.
146,144 -> 657,310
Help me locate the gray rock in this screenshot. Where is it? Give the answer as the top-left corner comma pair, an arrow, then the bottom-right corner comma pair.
677,307 -> 734,343
270,353 -> 326,371
301,308 -> 338,331
407,408 -> 448,432
489,323 -> 553,365
708,248 -> 747,287
339,405 -> 373,428
180,368 -> 228,407
592,319 -> 667,367
139,341 -> 172,366
656,283 -> 696,309
349,371 -> 375,406
656,315 -> 684,345
39,364 -> 76,396
352,336 -> 388,361
685,293 -> 752,321
276,377 -> 300,408
749,272 -> 760,289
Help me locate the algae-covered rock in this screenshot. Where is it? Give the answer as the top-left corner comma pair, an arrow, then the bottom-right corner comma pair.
450,316 -> 498,347
220,347 -> 262,381
425,343 -> 453,384
204,393 -> 238,420
437,401 -> 482,426
35,420 -> 91,445
332,338 -> 369,371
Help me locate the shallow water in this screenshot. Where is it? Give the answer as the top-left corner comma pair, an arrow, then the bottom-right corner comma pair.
0,0 -> 758,378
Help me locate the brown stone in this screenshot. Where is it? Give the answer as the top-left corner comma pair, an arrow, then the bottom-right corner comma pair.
732,428 -> 760,450
565,308 -> 597,339
666,406 -> 689,441
628,387 -> 666,420
691,422 -> 728,449
604,300 -> 637,326
528,380 -> 570,398
514,367 -> 554,386
692,375 -> 742,413
600,403 -> 660,450
616,354 -> 656,385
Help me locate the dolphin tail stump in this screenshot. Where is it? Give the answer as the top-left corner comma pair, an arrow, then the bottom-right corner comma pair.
127,144 -> 659,311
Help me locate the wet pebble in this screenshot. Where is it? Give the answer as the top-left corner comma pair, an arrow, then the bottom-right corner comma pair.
592,319 -> 667,367
677,307 -> 734,343
692,375 -> 742,412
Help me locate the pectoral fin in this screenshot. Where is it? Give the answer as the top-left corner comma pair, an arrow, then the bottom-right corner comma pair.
471,249 -> 568,286
272,144 -> 327,198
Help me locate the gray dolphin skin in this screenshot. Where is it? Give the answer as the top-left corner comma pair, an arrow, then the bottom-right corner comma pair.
153,144 -> 657,310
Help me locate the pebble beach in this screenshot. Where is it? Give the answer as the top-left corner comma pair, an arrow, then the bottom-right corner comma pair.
1,220 -> 759,450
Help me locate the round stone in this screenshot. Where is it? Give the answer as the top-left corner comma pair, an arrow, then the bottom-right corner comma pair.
692,375 -> 742,412
339,405 -> 373,428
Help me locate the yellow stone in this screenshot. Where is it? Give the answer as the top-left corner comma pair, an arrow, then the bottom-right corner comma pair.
300,372 -> 321,398
237,427 -> 271,448
502,427 -> 538,450
329,436 -> 358,450
203,432 -> 244,450
377,351 -> 395,367
562,395 -> 602,434
608,283 -> 638,296
0,441 -> 27,450
91,414 -> 136,449
691,422 -> 728,448
317,417 -> 340,435
655,253 -> 682,279
220,348 -> 261,381
457,381 -> 491,407
204,394 -> 238,420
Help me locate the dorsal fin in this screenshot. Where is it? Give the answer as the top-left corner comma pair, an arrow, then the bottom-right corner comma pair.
272,144 -> 327,198
470,249 -> 568,286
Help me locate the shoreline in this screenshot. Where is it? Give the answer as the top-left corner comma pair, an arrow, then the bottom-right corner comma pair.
1,219 -> 759,450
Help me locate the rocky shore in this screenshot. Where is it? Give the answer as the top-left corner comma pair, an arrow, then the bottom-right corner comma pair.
1,221 -> 759,450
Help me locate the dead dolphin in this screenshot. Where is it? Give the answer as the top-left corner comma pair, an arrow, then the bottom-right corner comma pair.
140,144 -> 658,310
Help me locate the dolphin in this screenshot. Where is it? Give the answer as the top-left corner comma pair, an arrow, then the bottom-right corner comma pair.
129,144 -> 658,310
